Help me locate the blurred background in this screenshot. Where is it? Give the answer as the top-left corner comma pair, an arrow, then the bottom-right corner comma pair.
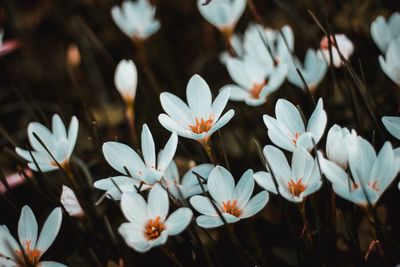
1,0 -> 400,266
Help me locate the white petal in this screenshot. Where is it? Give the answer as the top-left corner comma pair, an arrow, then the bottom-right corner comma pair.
157,132 -> 178,172
306,98 -> 327,143
165,208 -> 193,235
186,74 -> 212,119
60,185 -> 84,217
263,115 -> 295,152
0,226 -> 20,259
189,195 -> 218,216
36,208 -> 62,253
51,114 -> 67,140
159,92 -> 194,125
147,184 -> 169,221
66,116 -> 79,157
206,109 -> 235,137
211,87 -> 230,121
141,124 -> 156,168
253,171 -> 278,194
275,99 -> 305,135
207,166 -> 235,205
233,169 -> 254,208
382,116 -> 400,140
18,205 -> 38,249
240,191 -> 269,219
121,191 -> 148,224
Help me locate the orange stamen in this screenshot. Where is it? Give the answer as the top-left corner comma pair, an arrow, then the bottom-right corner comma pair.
144,216 -> 166,240
291,132 -> 300,145
15,240 -> 41,265
288,178 -> 306,197
222,200 -> 241,217
368,180 -> 380,192
249,80 -> 267,99
188,117 -> 214,134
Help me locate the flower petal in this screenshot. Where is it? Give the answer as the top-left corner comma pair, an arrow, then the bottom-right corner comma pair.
275,99 -> 305,135
186,74 -> 212,119
18,205 -> 38,249
207,166 -> 235,205
160,92 -> 194,125
306,98 -> 327,144
240,191 -> 269,219
157,132 -> 178,172
211,87 -> 230,121
121,191 -> 148,224
189,195 -> 218,216
141,124 -> 156,168
234,169 -> 254,208
253,171 -> 278,194
147,184 -> 169,221
36,207 -> 62,254
382,116 -> 400,140
165,208 -> 193,235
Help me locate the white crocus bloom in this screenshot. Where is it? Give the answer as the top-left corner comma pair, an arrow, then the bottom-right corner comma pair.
0,206 -> 66,267
114,59 -> 138,103
162,161 -> 214,200
319,34 -> 354,68
371,12 -> 400,53
15,114 -> 79,172
190,166 -> 269,228
254,146 -> 322,203
263,98 -> 327,152
382,116 -> 400,160
320,138 -> 399,206
119,184 -> 193,253
111,0 -> 160,41
196,0 -> 246,37
287,49 -> 328,91
222,54 -> 288,106
379,36 -> 400,85
94,124 -> 177,199
326,125 -> 358,169
159,74 -> 234,142
61,185 -> 84,218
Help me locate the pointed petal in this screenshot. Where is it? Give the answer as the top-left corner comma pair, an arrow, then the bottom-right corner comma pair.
253,171 -> 278,194
18,206 -> 38,249
121,192 -> 148,224
306,98 -> 327,143
147,184 -> 169,221
275,99 -> 305,135
165,208 -> 193,235
211,87 -> 230,121
159,92 -> 194,125
186,75 -> 212,119
382,116 -> 400,140
234,169 -> 254,208
35,208 -> 62,253
157,132 -> 178,172
240,191 -> 269,219
189,195 -> 218,216
207,166 -> 235,205
207,109 -> 235,137
141,124 -> 156,168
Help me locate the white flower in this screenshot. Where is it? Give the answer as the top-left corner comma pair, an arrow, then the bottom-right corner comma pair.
162,161 -> 214,200
190,166 -> 269,228
111,0 -> 160,41
196,0 -> 246,35
287,49 -> 327,91
61,185 -> 84,218
379,36 -> 400,85
0,206 -> 66,267
371,12 -> 400,53
94,124 -> 177,199
263,98 -> 327,152
118,184 -> 193,253
254,145 -> 322,203
320,138 -> 399,206
115,59 -> 138,103
382,116 -> 400,159
222,54 -> 288,106
219,33 -> 245,64
326,125 -> 357,169
159,74 -> 234,142
319,34 -> 354,68
15,114 -> 79,172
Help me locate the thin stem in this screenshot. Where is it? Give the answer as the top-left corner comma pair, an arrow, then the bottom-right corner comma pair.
200,138 -> 218,164
125,100 -> 138,148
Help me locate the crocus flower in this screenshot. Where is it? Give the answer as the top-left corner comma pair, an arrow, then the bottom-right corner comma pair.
115,59 -> 138,103
320,138 -> 399,206
263,98 -> 327,152
379,36 -> 400,85
196,0 -> 246,38
118,184 -> 193,253
254,145 -> 322,203
371,12 -> 400,53
287,49 -> 328,91
325,125 -> 357,169
382,116 -> 400,158
111,0 -> 160,41
0,206 -> 65,266
319,34 -> 354,67
94,124 -> 177,199
219,33 -> 245,64
0,29 -> 20,58
61,185 -> 84,218
162,161 -> 214,200
159,74 -> 234,143
190,166 -> 269,228
0,169 -> 32,194
222,54 -> 288,106
15,114 -> 79,172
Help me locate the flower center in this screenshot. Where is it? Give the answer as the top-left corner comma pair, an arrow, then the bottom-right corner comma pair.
15,240 -> 41,265
189,117 -> 214,134
288,178 -> 306,197
291,132 -> 300,145
144,216 -> 166,240
249,80 -> 267,99
222,200 -> 241,217
368,180 -> 380,192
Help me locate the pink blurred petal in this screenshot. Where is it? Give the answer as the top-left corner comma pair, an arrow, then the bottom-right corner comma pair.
0,169 -> 32,193
0,40 -> 21,57
61,185 -> 84,217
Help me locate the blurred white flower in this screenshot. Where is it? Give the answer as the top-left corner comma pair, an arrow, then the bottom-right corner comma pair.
379,36 -> 400,85
221,53 -> 288,106
111,0 -> 160,41
326,124 -> 357,169
320,138 -> 399,206
196,0 -> 246,37
159,74 -> 234,143
115,59 -> 138,103
263,98 -> 327,152
94,124 -> 177,199
319,34 -> 354,68
162,161 -> 214,200
190,166 -> 269,228
61,185 -> 84,218
219,33 -> 245,64
254,145 -> 322,203
0,206 -> 66,266
287,49 -> 327,91
382,116 -> 400,159
119,184 -> 192,253
371,12 -> 400,53
15,114 -> 79,172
